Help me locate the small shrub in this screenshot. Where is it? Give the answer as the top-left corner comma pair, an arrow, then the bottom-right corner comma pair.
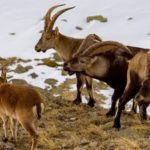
9,33 -> 16,35
87,15 -> 108,23
75,26 -> 83,30
38,58 -> 60,68
30,72 -> 38,79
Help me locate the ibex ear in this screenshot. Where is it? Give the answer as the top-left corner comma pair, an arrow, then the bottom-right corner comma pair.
55,27 -> 59,36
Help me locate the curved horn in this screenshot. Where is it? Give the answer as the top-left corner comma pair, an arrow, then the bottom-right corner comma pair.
72,34 -> 102,58
47,6 -> 75,32
44,4 -> 66,30
81,41 -> 132,57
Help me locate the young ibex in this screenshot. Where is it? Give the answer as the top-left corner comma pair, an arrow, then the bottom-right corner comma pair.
35,4 -> 102,107
0,67 -> 44,150
113,50 -> 150,128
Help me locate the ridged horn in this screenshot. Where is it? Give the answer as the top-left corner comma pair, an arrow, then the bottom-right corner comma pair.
81,41 -> 132,57
72,34 -> 102,58
47,6 -> 75,32
44,4 -> 66,30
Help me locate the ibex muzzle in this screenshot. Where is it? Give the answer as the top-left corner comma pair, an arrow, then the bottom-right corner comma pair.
35,4 -> 75,52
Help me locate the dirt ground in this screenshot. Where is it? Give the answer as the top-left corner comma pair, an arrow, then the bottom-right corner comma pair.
0,81 -> 150,150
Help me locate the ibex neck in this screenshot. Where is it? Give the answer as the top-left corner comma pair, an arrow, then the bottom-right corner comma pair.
55,33 -> 83,62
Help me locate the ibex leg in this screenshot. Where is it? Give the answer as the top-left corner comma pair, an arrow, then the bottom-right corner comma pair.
106,86 -> 124,117
73,73 -> 84,105
85,76 -> 95,107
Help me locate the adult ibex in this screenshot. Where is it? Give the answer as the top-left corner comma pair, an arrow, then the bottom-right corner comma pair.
64,40 -> 134,116
0,66 -> 44,150
113,50 -> 150,128
35,4 -> 102,107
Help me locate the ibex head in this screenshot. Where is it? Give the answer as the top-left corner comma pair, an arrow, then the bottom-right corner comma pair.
64,56 -> 96,73
64,41 -> 132,73
35,4 -> 75,52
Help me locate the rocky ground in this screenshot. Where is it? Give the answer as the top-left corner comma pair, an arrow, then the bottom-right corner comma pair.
0,56 -> 150,150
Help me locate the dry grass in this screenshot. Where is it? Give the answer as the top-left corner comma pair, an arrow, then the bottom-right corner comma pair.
0,58 -> 150,150
32,94 -> 150,150
0,79 -> 150,150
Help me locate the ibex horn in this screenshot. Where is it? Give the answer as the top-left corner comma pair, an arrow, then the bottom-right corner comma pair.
81,41 -> 132,57
47,6 -> 75,32
44,4 -> 66,30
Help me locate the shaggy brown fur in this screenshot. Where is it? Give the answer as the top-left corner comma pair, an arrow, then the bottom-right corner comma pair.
113,51 -> 150,128
64,40 -> 147,116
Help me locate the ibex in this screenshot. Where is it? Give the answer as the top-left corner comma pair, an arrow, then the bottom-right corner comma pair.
35,4 -> 102,107
64,41 -> 132,116
113,50 -> 150,128
0,67 -> 44,150
64,40 -> 134,116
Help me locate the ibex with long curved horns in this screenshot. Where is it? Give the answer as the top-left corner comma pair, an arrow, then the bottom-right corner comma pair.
35,4 -> 102,107
64,39 -> 147,116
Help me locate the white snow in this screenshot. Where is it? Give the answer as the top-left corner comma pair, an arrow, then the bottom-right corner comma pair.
1,0 -> 150,111
8,60 -> 75,89
1,0 -> 150,59
98,87 -> 114,109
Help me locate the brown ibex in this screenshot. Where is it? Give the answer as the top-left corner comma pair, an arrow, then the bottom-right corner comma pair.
35,4 -> 102,107
0,67 -> 44,150
64,37 -> 149,116
64,40 -> 134,116
113,50 -> 150,128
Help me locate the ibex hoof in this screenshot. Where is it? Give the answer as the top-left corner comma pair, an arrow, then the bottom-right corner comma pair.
2,137 -> 8,143
73,99 -> 81,105
106,109 -> 116,117
112,122 -> 121,129
88,100 -> 95,107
